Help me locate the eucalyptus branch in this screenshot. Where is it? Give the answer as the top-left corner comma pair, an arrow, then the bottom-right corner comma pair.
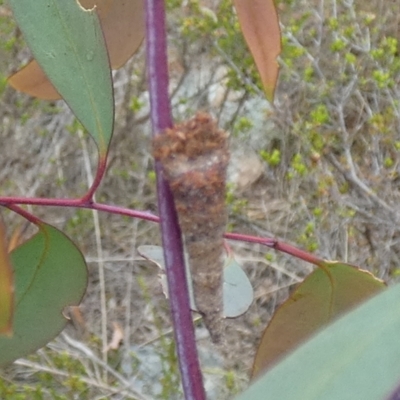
1,195 -> 323,266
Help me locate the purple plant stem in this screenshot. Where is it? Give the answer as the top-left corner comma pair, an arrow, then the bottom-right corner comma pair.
144,0 -> 206,399
387,382 -> 400,400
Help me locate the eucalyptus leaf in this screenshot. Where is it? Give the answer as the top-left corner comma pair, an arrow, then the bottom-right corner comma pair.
8,0 -> 114,154
0,223 -> 88,366
236,283 -> 400,400
138,245 -> 254,318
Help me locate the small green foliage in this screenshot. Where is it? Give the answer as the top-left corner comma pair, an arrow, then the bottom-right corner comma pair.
52,352 -> 85,375
233,116 -> 253,137
368,108 -> 396,135
344,52 -> 356,65
260,149 -> 281,167
343,26 -> 355,38
63,375 -> 87,394
303,65 -> 314,81
337,207 -> 356,219
147,170 -> 156,183
231,198 -> 248,214
372,69 -> 392,88
297,221 -> 318,252
264,253 -> 274,262
225,183 -> 236,205
66,119 -> 85,135
305,221 -> 314,234
0,379 -> 22,400
330,38 -> 346,52
339,182 -> 349,194
129,96 -> 144,113
0,9 -> 19,59
383,37 -> 398,55
0,350 -> 92,400
327,17 -> 338,30
372,36 -> 398,60
158,340 -> 181,400
20,112 -> 30,125
383,157 -> 394,168
177,0 -> 263,93
312,207 -> 323,218
65,209 -> 94,243
281,41 -> 306,68
0,74 -> 6,95
291,154 -> 308,176
165,0 -> 184,11
224,369 -> 242,395
226,183 -> 248,214
112,167 -> 130,180
310,104 -> 329,125
370,48 -> 384,60
392,268 -> 400,277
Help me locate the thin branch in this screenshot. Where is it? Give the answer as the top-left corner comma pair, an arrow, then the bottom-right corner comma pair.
225,232 -> 324,265
0,197 -> 159,222
1,197 -> 325,266
325,151 -> 398,218
80,154 -> 108,203
5,204 -> 41,225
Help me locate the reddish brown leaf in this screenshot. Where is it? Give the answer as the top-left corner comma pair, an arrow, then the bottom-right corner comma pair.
252,261 -> 385,378
8,61 -> 60,100
0,219 -> 14,336
80,0 -> 144,69
8,0 -> 144,99
233,0 -> 281,101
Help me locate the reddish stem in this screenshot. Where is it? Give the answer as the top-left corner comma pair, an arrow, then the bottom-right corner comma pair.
5,205 -> 41,225
0,197 -> 83,208
0,197 -> 158,222
271,240 -> 323,265
0,196 -> 323,266
80,155 -> 108,203
224,232 -> 323,265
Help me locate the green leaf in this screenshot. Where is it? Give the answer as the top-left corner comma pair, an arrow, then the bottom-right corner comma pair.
0,223 -> 87,366
223,254 -> 254,317
0,220 -> 13,336
8,0 -> 145,102
8,0 -> 114,154
138,245 -> 254,318
252,261 -> 385,377
236,283 -> 400,400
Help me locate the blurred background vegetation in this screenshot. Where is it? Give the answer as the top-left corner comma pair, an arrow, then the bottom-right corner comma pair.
0,0 -> 400,398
